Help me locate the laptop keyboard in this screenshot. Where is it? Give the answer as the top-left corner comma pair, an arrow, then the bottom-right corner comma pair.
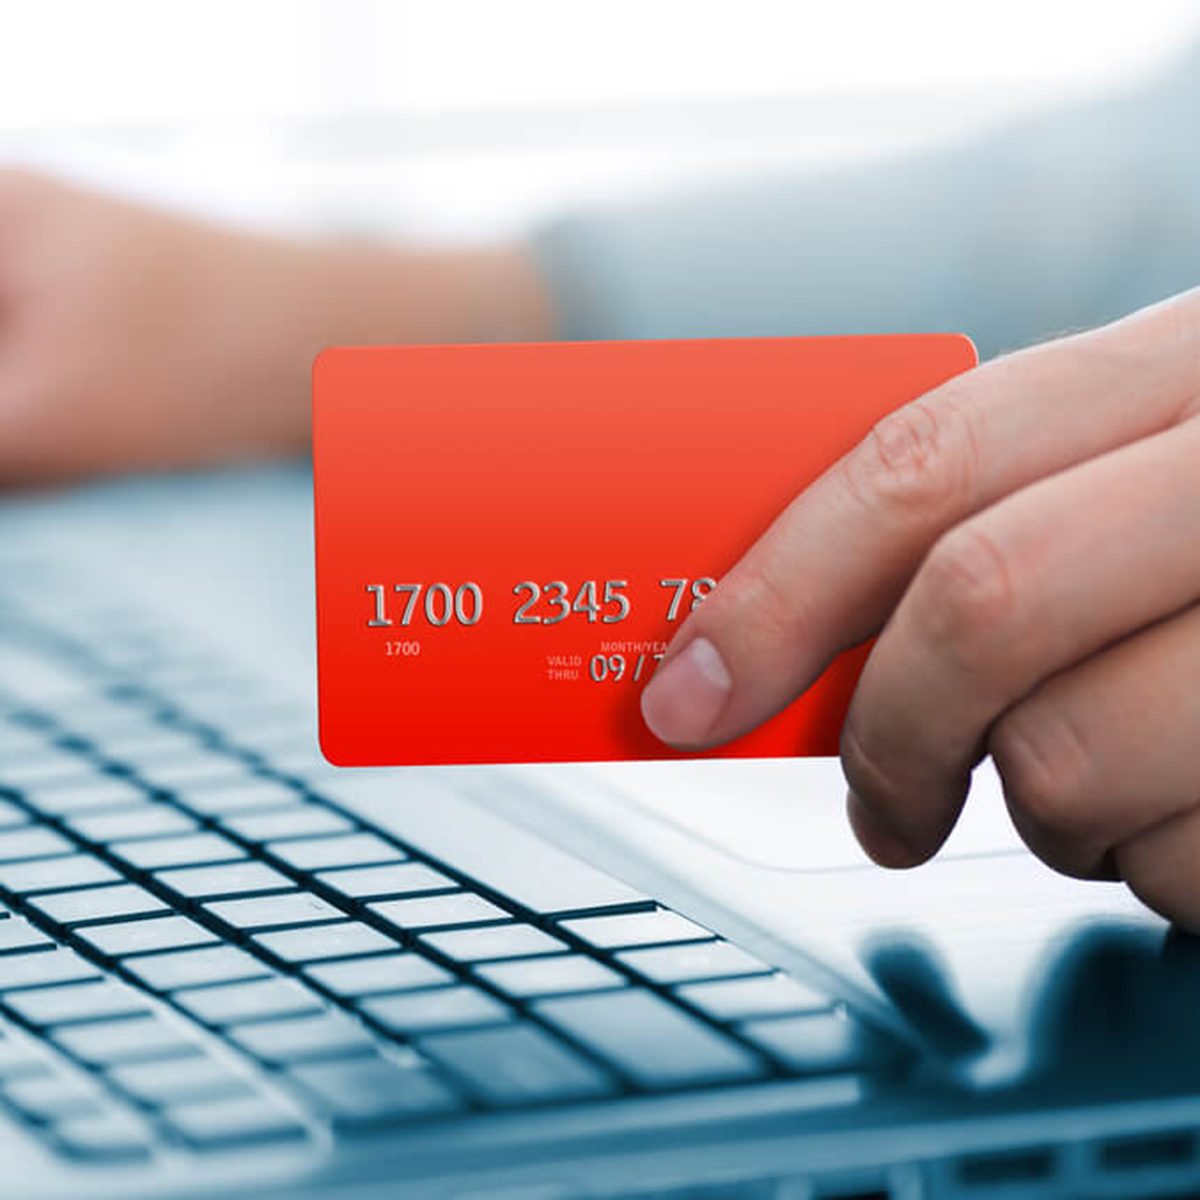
0,569 -> 905,1166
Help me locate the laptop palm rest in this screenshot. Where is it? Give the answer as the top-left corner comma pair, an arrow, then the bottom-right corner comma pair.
580,756 -> 1024,872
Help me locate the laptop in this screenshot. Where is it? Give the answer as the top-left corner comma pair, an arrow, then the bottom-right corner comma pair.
1,463 -> 1196,1200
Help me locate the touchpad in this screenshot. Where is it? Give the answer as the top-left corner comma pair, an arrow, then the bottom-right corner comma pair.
585,756 -> 1023,871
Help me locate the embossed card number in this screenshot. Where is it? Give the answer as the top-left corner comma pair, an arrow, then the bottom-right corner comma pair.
313,335 -> 976,766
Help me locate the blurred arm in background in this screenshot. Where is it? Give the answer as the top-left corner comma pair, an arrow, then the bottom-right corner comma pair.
0,44 -> 1196,482
0,173 -> 549,483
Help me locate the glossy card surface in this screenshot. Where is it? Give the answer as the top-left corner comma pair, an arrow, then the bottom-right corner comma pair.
313,335 -> 976,766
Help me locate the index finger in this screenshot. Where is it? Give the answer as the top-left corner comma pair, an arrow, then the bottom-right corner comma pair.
639,290 -> 1200,750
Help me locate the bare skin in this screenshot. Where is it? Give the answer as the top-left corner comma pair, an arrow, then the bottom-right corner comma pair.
0,169 -> 552,483
3,169 -> 1198,929
641,287 -> 1200,930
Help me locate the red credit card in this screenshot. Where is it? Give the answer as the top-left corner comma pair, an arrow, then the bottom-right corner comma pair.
313,335 -> 976,766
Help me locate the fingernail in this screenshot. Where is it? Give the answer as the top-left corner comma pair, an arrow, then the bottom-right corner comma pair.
640,636 -> 733,747
846,789 -> 918,868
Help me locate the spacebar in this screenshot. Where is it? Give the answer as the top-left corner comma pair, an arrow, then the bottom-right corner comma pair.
536,991 -> 764,1089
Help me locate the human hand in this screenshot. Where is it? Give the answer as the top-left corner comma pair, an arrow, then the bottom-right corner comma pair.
0,169 -> 549,482
640,290 -> 1200,928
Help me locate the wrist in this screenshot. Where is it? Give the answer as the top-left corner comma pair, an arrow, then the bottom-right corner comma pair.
317,243 -> 556,347
228,239 -> 556,458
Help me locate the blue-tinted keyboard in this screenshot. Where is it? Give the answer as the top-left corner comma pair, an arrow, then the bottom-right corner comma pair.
0,571 -> 904,1165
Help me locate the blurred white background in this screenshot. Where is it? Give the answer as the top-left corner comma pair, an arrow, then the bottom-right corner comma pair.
2,0 -> 1198,240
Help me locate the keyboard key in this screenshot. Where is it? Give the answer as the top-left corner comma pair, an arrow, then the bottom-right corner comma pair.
164,1094 -> 307,1148
53,1111 -> 153,1160
53,1015 -> 200,1065
0,949 -> 99,990
742,1011 -> 896,1074
30,883 -> 169,927
5,981 -> 148,1025
287,1055 -> 460,1126
362,987 -> 510,1035
225,807 -> 352,843
88,636 -> 160,673
259,744 -> 332,778
560,910 -> 712,949
475,956 -> 624,998
211,704 -> 311,742
174,978 -> 323,1025
420,1024 -> 614,1107
0,854 -> 121,895
124,945 -> 271,991
0,797 -> 27,828
205,893 -> 343,931
0,1033 -> 46,1078
60,706 -> 162,740
0,646 -> 102,707
0,918 -> 52,954
175,693 -> 298,732
136,754 -> 249,791
422,925 -> 566,963
304,954 -> 451,998
0,715 -> 73,750
0,827 -> 73,863
619,942 -> 774,984
79,915 -> 219,957
176,778 -> 305,816
110,1056 -> 252,1105
0,755 -> 92,789
0,723 -> 52,760
269,833 -> 405,872
136,659 -> 234,691
537,991 -> 763,1088
255,922 -> 396,964
227,1011 -> 375,1063
67,806 -> 197,844
111,833 -> 245,870
372,894 -> 507,931
100,729 -> 209,765
23,777 -> 147,815
4,1070 -> 103,1119
155,861 -> 291,900
678,976 -> 829,1020
316,862 -> 450,900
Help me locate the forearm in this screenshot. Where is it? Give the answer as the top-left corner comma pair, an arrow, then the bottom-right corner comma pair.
191,234 -> 556,460
299,243 -> 555,349
0,168 -> 556,481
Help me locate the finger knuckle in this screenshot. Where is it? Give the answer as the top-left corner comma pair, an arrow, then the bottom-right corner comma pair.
917,523 -> 1022,657
1086,292 -> 1200,413
1122,287 -> 1200,361
843,393 -> 979,522
840,709 -> 900,808
724,559 -> 808,651
991,704 -> 1093,839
